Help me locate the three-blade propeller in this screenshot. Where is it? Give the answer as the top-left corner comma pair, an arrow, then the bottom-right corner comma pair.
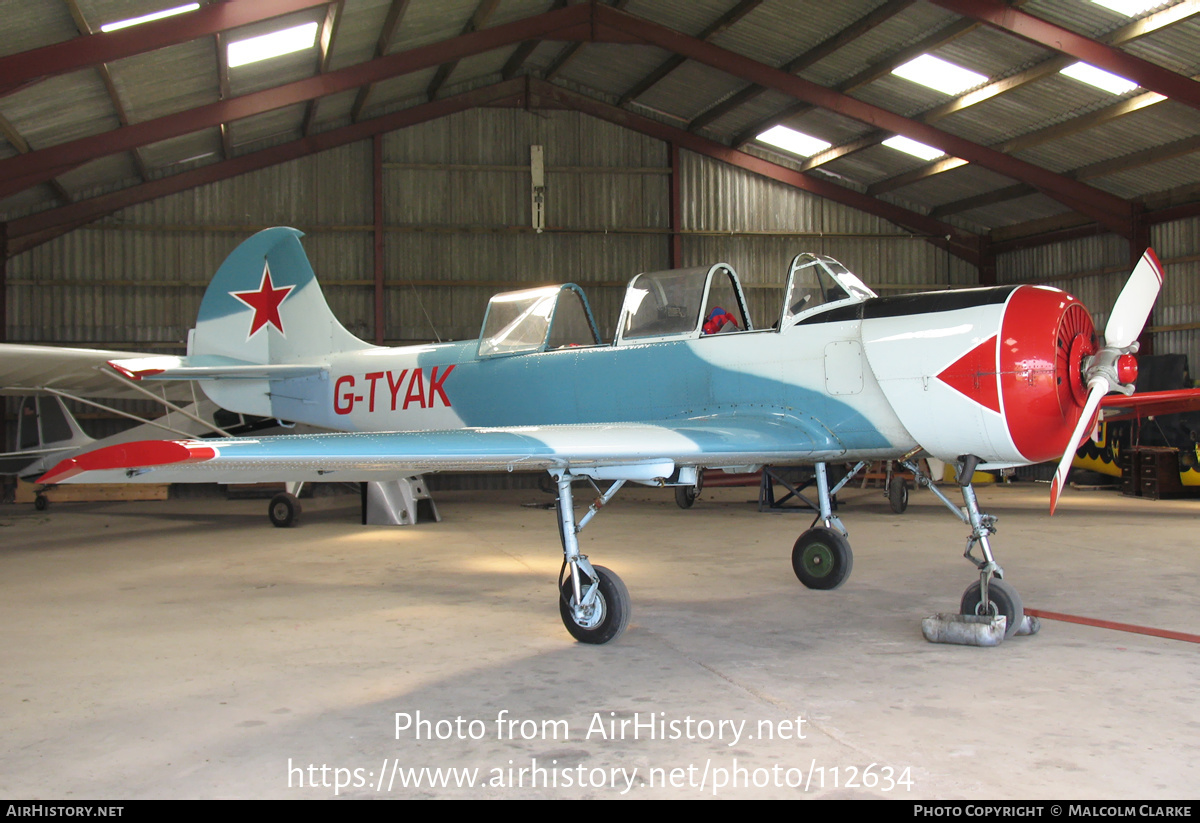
1049,249 -> 1163,514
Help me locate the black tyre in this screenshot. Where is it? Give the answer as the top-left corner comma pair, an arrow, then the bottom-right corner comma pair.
34,494 -> 48,511
675,485 -> 697,509
559,565 -> 631,644
961,578 -> 1024,639
791,527 -> 854,590
268,492 -> 301,528
888,479 -> 909,513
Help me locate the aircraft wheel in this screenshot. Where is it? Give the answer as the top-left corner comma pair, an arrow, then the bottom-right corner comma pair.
268,492 -> 301,528
34,494 -> 48,511
559,565 -> 630,644
961,578 -> 1024,639
791,528 -> 853,590
675,470 -> 704,509
888,479 -> 909,513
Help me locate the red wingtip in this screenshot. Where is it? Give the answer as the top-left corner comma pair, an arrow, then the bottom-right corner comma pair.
107,360 -> 164,380
39,440 -> 216,485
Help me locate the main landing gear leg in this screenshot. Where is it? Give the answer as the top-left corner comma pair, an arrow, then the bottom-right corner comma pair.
790,461 -> 865,591
907,455 -> 1026,640
554,472 -> 631,644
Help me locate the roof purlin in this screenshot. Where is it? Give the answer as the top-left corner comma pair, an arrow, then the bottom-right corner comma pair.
0,0 -> 332,100
929,0 -> 1200,111
0,3 -> 595,201
593,4 -> 1135,237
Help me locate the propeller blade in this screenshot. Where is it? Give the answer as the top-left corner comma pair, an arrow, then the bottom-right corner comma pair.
1049,380 -> 1108,515
1104,249 -> 1163,349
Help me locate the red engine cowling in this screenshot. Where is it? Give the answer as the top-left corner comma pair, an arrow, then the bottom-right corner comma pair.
997,285 -> 1098,464
861,284 -> 1100,467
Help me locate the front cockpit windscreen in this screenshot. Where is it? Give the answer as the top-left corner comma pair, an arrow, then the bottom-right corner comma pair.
781,253 -> 875,326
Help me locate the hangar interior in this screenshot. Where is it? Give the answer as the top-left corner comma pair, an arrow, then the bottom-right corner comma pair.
2,0 -> 1199,799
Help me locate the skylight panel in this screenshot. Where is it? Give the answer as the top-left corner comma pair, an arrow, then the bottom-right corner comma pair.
100,3 -> 199,33
227,22 -> 319,68
882,136 -> 945,161
1059,62 -> 1139,94
1090,0 -> 1168,16
891,54 -> 988,95
755,125 -> 831,158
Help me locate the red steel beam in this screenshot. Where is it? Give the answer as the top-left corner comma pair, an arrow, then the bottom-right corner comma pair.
928,0 -> 1200,112
0,3 -> 592,201
0,0 -> 333,99
525,79 -> 982,265
593,4 -> 1135,237
6,80 -> 526,255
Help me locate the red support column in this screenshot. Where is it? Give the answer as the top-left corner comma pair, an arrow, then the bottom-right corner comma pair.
373,134 -> 385,346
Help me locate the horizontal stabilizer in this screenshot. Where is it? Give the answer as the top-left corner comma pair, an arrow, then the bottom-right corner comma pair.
109,355 -> 325,382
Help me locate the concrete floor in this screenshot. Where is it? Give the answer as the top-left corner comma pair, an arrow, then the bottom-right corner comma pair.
1,481 -> 1197,799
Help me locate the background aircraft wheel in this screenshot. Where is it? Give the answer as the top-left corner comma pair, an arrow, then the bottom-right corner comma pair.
559,565 -> 630,644
268,493 -> 301,528
34,494 -> 48,511
674,471 -> 703,509
791,528 -> 853,590
888,479 -> 909,513
961,578 -> 1024,639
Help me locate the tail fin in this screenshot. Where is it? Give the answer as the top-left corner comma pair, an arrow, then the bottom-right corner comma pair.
190,227 -> 370,366
185,227 -> 372,418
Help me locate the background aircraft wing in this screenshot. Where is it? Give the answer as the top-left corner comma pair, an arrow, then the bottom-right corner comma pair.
0,343 -> 196,401
1099,388 -> 1200,422
40,415 -> 840,485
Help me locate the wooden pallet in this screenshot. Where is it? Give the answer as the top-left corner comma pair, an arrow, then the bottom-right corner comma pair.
15,478 -> 169,504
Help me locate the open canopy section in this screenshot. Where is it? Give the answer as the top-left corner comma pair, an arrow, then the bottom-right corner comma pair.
617,263 -> 754,344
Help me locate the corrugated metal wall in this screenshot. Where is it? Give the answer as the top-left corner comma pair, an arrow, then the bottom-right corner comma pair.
1150,216 -> 1200,378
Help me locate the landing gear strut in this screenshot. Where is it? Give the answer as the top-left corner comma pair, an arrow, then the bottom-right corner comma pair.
790,461 -> 866,590
904,455 -> 1026,640
554,472 -> 631,644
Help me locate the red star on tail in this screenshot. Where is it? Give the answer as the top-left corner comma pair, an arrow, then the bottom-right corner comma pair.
230,263 -> 294,337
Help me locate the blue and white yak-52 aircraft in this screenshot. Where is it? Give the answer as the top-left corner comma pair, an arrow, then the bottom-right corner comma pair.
36,227 -> 1164,644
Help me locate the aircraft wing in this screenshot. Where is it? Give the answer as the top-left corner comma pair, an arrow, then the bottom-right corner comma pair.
0,343 -> 196,401
39,415 -> 838,485
1099,388 -> 1200,422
